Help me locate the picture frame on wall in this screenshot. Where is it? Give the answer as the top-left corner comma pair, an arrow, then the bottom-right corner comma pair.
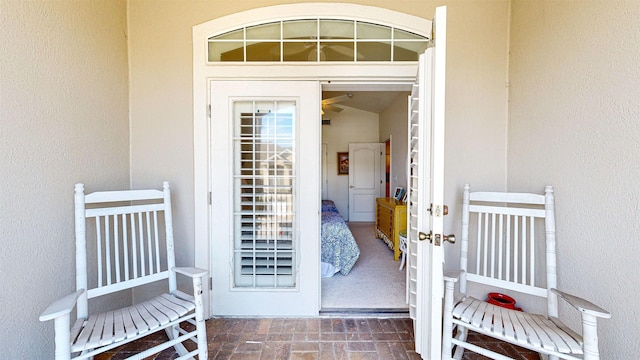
337,152 -> 349,175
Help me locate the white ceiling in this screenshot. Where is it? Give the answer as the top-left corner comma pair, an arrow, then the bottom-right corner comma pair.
322,91 -> 409,114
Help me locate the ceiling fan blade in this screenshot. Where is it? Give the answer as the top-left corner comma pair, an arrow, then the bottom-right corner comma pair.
322,104 -> 344,112
322,93 -> 353,105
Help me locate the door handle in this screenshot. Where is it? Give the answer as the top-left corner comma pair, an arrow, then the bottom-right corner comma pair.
349,185 -> 355,188
419,231 -> 455,245
418,231 -> 432,243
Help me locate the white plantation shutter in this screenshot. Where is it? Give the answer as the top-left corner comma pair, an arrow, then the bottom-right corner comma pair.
233,101 -> 296,288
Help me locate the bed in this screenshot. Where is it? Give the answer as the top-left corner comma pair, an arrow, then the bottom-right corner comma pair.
321,200 -> 360,276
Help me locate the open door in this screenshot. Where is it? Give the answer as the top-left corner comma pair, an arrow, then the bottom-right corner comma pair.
407,6 -> 447,359
209,80 -> 320,316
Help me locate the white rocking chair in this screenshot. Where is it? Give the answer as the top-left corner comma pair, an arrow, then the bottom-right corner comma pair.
40,182 -> 208,359
442,184 -> 610,360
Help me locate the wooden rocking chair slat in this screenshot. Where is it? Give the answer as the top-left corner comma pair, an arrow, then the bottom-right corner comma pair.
499,307 -> 514,341
481,301 -> 494,331
74,316 -> 98,350
136,303 -> 163,331
100,311 -> 115,346
531,314 -> 572,353
471,300 -> 488,328
520,313 -> 553,350
40,182 -> 208,359
442,185 -> 610,359
161,293 -> 194,311
112,310 -> 126,342
125,305 -> 147,336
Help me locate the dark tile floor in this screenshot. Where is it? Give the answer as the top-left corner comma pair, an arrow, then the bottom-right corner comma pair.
95,318 -> 539,360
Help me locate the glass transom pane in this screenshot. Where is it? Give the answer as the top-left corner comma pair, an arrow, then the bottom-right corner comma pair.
246,22 -> 281,40
233,100 -> 297,288
320,20 -> 353,39
207,18 -> 428,63
283,20 -> 317,39
357,22 -> 391,39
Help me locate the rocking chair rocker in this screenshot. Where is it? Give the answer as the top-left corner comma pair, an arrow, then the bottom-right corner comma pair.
442,184 -> 610,360
40,182 -> 208,359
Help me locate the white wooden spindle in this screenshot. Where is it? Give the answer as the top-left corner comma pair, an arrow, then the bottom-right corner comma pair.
475,214 -> 482,275
529,216 -> 535,286
514,215 -> 519,283
105,215 -> 112,285
123,213 -> 129,281
96,217 -> 103,287
490,213 -> 496,278
138,212 -> 145,276
146,211 -> 152,275
521,215 -> 526,284
498,214 -> 504,280
153,211 -> 160,273
114,214 -> 120,283
131,213 -> 138,279
506,214 -> 511,282
482,212 -> 489,276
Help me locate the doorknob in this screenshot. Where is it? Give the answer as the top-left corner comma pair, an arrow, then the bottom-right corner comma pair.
418,231 -> 432,243
349,185 -> 355,188
444,234 -> 455,244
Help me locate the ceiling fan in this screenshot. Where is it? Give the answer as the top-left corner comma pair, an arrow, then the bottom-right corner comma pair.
272,37 -> 364,61
322,93 -> 353,113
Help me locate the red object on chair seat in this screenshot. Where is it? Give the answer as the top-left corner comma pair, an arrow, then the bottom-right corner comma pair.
487,292 -> 522,311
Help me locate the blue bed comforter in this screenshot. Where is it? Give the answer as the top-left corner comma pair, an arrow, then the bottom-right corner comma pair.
321,200 -> 360,275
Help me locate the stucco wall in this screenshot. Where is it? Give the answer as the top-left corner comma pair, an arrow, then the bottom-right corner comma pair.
0,1 -> 130,357
508,1 -> 640,357
322,107 -> 380,219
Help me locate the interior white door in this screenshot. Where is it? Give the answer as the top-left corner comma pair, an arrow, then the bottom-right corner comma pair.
406,6 -> 447,359
209,80 -> 320,316
348,143 -> 382,222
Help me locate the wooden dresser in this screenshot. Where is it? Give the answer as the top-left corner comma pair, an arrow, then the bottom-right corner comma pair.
375,197 -> 407,261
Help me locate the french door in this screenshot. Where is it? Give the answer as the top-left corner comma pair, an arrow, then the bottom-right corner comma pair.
407,6 -> 447,359
209,80 -> 320,316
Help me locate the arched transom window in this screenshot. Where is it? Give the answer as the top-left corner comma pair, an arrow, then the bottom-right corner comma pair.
208,19 -> 429,63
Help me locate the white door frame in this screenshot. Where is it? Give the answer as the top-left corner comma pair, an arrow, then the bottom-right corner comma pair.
193,3 -> 433,319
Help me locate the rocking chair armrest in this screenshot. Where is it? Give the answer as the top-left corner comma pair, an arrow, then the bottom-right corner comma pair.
39,289 -> 85,322
444,270 -> 464,283
551,288 -> 611,319
172,266 -> 208,279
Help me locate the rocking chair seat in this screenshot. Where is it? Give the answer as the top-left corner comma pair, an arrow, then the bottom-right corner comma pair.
451,296 -> 583,356
70,293 -> 195,353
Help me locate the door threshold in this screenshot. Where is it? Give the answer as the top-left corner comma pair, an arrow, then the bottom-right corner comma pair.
320,308 -> 410,318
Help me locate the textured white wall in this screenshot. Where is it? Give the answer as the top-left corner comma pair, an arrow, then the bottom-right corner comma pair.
379,93 -> 410,193
322,107 -> 380,220
0,1 -> 130,358
508,1 -> 640,357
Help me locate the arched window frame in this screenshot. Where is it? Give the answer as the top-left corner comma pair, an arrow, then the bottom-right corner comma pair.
207,18 -> 429,63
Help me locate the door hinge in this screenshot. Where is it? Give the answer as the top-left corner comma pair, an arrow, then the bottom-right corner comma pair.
208,192 -> 212,205
209,277 -> 213,291
207,104 -> 211,119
